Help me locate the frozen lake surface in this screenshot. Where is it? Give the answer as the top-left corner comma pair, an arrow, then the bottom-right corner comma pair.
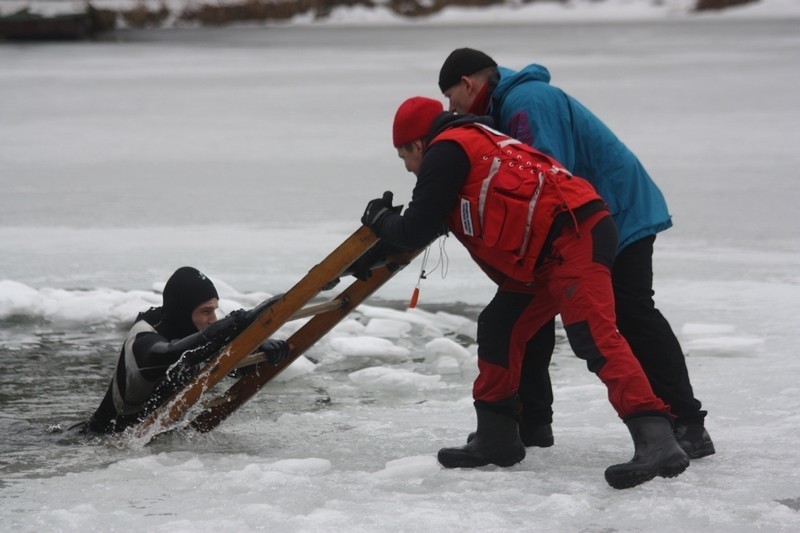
1,12 -> 800,532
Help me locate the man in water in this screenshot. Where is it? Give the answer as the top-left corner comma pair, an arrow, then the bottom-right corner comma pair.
77,266 -> 289,434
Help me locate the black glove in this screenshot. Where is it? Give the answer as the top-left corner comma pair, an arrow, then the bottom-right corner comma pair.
361,191 -> 401,232
202,308 -> 247,344
321,277 -> 341,291
345,240 -> 412,281
348,252 -> 378,281
259,339 -> 290,365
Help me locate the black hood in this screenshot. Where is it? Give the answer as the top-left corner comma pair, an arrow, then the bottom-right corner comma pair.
146,267 -> 218,340
424,112 -> 495,147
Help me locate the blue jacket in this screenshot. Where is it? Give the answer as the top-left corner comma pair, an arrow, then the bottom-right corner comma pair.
491,64 -> 672,251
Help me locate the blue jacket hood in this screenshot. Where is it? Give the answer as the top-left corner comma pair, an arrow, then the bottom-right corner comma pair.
494,64 -> 551,102
488,62 -> 672,250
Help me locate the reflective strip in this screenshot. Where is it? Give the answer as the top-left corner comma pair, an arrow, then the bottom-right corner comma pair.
519,172 -> 545,254
460,198 -> 474,236
478,156 -> 502,229
498,138 -> 522,148
550,165 -> 573,177
475,122 -> 522,147
476,123 -> 506,137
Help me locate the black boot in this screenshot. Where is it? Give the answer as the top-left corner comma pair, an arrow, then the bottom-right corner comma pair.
604,415 -> 690,489
440,407 -> 526,468
520,421 -> 554,447
675,421 -> 716,459
467,421 -> 554,448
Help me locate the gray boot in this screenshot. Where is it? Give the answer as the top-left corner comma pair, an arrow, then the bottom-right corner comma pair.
439,407 -> 526,468
604,415 -> 690,489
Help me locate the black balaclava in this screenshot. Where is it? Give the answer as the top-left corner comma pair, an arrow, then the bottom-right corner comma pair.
158,266 -> 219,340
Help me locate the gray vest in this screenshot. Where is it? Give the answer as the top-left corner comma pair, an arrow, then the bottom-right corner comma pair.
111,320 -> 160,416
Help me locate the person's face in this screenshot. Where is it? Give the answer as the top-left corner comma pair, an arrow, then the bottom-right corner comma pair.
397,140 -> 424,176
191,298 -> 219,331
443,77 -> 478,114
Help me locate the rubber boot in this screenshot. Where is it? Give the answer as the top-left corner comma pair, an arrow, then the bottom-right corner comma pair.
521,421 -> 554,447
439,407 -> 526,468
467,421 -> 554,448
604,415 -> 690,489
675,421 -> 716,459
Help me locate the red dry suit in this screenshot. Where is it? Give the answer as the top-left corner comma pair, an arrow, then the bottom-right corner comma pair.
431,122 -> 668,419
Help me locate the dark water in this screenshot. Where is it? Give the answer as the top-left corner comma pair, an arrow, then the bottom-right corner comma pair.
0,298 -> 489,483
0,320 -> 119,480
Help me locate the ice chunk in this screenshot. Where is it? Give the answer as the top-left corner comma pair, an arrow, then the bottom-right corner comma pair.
374,455 -> 440,479
358,304 -> 437,327
269,458 -> 331,476
348,366 -> 444,393
681,323 -> 737,336
0,280 -> 39,318
331,318 -> 367,335
685,336 -> 765,356
330,336 -> 410,359
364,318 -> 412,338
273,355 -> 316,382
432,355 -> 461,374
424,338 -> 471,362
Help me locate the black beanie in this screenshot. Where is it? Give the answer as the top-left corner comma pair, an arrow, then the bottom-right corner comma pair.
161,266 -> 218,338
438,48 -> 498,93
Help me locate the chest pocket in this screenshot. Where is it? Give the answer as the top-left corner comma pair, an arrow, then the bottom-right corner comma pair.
468,155 -> 545,257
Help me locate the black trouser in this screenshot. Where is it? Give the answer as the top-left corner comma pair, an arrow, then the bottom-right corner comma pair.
520,234 -> 706,425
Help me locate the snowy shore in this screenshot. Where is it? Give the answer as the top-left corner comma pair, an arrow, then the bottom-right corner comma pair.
2,0 -> 799,27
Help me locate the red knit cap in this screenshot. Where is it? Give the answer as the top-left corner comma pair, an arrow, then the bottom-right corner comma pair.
392,96 -> 444,148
